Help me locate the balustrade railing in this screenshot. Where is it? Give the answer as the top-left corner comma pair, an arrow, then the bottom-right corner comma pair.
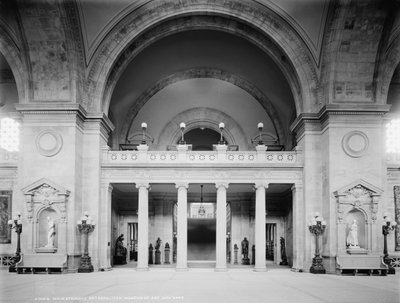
102,146 -> 303,166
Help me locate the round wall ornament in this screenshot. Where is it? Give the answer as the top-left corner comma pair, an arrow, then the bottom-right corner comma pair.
342,131 -> 369,158
36,129 -> 63,157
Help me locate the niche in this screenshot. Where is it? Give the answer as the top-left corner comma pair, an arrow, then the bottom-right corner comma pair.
344,209 -> 365,249
38,208 -> 58,249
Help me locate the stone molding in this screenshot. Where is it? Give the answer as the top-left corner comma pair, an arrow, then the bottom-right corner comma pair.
86,2 -> 318,114
21,178 -> 70,223
35,129 -> 63,157
215,182 -> 229,190
341,130 -> 369,158
333,179 -> 383,223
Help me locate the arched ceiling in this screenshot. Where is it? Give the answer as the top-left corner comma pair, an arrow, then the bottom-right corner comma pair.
77,0 -> 331,65
110,29 -> 294,148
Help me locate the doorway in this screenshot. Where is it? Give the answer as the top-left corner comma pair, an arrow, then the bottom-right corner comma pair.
187,218 -> 216,260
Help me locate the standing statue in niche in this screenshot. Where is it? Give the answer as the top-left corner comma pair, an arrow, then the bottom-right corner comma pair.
45,217 -> 56,248
346,219 -> 360,248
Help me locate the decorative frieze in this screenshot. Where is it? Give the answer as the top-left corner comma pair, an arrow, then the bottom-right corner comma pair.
334,180 -> 383,223
22,178 -> 70,223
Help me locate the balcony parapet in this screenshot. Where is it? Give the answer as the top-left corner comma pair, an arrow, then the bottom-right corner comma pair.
102,145 -> 303,167
0,150 -> 18,166
387,153 -> 400,168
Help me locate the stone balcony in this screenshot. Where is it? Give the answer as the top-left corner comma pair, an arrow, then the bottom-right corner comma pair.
0,150 -> 18,166
102,145 -> 303,167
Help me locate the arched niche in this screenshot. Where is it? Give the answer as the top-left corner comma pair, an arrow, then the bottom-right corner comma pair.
344,209 -> 366,249
334,179 -> 383,254
37,208 -> 58,250
21,178 -> 70,254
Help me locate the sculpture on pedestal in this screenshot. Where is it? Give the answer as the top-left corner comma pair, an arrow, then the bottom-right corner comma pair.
241,237 -> 250,265
45,217 -> 56,248
114,234 -> 127,265
346,219 -> 360,248
164,242 -> 170,264
155,237 -> 162,264
148,244 -> 154,264
279,237 -> 288,265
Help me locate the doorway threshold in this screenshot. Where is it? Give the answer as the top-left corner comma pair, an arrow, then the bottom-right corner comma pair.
188,260 -> 216,268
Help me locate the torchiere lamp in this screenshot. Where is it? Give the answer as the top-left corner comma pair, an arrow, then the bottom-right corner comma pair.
77,212 -> 95,273
257,122 -> 264,145
308,212 -> 327,274
179,122 -> 186,145
8,212 -> 22,272
382,214 -> 397,274
219,122 -> 226,145
141,122 -> 147,145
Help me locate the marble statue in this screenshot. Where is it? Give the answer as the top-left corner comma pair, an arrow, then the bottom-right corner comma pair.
241,237 -> 250,264
45,217 -> 56,248
346,219 -> 359,248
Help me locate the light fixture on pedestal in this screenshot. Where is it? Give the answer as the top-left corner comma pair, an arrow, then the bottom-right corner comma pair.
179,122 -> 186,145
141,122 -> 147,145
308,212 -> 327,274
382,214 -> 397,274
8,212 -> 22,272
219,122 -> 226,145
257,122 -> 264,145
77,211 -> 95,273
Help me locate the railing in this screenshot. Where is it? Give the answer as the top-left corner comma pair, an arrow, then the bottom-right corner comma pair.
0,150 -> 18,165
102,146 -> 303,166
387,153 -> 400,167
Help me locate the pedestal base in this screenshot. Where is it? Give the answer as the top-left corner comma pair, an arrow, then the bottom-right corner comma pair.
242,257 -> 250,265
310,256 -> 326,274
78,255 -> 93,273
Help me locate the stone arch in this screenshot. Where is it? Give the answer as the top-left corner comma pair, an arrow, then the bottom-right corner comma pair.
85,1 -> 319,115
375,34 -> 400,104
155,107 -> 249,150
120,68 -> 286,146
0,26 -> 29,104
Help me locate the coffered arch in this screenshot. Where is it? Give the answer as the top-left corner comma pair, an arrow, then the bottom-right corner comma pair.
86,0 -> 320,115
119,68 -> 286,148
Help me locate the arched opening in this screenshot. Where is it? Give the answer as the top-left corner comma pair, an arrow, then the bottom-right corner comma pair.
181,128 -> 225,151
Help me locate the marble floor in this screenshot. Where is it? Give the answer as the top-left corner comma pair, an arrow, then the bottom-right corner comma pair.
0,267 -> 399,303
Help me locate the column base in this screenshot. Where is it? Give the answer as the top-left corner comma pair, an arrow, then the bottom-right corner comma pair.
99,266 -> 112,272
175,267 -> 188,272
136,266 -> 149,271
215,267 -> 228,272
253,267 -> 267,272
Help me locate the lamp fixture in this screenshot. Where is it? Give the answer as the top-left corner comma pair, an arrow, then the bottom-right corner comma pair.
198,185 -> 206,216
141,122 -> 147,145
179,122 -> 186,145
219,122 -> 226,145
257,122 -> 264,145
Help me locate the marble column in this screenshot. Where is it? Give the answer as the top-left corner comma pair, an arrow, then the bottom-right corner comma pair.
215,182 -> 229,271
99,183 -> 112,270
136,182 -> 150,271
176,182 -> 189,271
254,182 -> 268,272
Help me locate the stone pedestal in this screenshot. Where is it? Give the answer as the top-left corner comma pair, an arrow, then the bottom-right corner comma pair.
155,251 -> 161,264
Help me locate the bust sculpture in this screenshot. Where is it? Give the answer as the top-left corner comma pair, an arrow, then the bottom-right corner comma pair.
346,219 -> 360,248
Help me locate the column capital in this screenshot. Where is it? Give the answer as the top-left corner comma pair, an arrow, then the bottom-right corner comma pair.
136,182 -> 150,189
215,182 -> 229,190
175,182 -> 189,189
254,182 -> 269,189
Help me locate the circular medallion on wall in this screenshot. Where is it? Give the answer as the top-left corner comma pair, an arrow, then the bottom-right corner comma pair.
36,129 -> 63,157
342,131 -> 369,158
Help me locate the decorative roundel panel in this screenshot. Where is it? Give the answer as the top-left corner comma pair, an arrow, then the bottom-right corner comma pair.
36,129 -> 63,157
342,131 -> 369,158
